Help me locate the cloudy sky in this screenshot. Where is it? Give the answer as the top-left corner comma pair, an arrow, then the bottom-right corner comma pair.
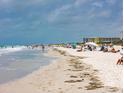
0,0 -> 122,44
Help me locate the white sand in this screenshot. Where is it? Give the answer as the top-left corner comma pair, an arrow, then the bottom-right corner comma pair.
0,47 -> 123,93
57,47 -> 123,88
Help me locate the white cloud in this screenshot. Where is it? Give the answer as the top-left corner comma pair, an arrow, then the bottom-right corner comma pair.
74,0 -> 88,6
98,10 -> 111,17
0,0 -> 45,8
48,0 -> 90,22
0,0 -> 12,3
0,0 -> 13,7
105,0 -> 117,5
48,5 -> 71,22
88,9 -> 111,18
24,0 -> 45,5
92,2 -> 103,8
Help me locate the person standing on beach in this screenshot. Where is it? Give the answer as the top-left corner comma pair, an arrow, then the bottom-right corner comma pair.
42,45 -> 45,52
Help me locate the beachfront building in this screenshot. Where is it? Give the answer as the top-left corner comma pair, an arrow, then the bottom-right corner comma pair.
83,37 -> 121,44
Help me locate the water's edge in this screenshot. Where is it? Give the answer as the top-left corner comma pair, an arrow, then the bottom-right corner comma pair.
0,48 -> 58,84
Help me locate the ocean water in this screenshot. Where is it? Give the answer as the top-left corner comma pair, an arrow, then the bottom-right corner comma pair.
0,46 -> 26,56
0,47 -> 56,84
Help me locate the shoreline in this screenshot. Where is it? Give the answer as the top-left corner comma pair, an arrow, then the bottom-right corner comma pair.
0,48 -> 54,85
0,47 -> 122,93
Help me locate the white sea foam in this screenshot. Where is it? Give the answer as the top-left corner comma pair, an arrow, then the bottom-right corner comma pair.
0,46 -> 26,56
0,67 -> 16,71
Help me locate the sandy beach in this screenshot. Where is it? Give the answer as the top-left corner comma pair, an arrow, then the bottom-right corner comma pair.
0,0 -> 122,92
0,47 -> 123,93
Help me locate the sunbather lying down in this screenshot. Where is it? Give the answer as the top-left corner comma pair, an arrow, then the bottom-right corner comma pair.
116,57 -> 123,65
77,49 -> 82,52
103,48 -> 119,53
109,48 -> 119,53
77,46 -> 83,52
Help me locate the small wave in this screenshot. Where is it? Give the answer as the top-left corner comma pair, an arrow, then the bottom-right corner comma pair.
0,46 -> 26,56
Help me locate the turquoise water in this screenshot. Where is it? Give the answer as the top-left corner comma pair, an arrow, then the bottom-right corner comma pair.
0,48 -> 56,84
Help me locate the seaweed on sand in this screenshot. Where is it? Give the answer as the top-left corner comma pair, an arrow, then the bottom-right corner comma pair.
85,76 -> 104,90
85,81 -> 104,90
64,79 -> 83,83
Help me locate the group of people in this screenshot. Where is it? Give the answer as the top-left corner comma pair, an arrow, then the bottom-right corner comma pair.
66,43 -> 123,65
66,43 -> 76,49
100,44 -> 123,65
100,44 -> 119,53
26,44 -> 45,52
77,45 -> 97,52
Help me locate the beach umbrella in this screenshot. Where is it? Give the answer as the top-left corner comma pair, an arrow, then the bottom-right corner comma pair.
85,42 -> 98,46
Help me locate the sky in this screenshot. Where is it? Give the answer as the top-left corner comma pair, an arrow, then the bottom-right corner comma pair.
0,0 -> 123,45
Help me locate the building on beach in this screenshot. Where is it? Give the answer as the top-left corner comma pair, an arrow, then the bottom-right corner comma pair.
83,37 -> 121,44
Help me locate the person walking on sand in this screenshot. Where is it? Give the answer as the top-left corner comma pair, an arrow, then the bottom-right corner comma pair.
42,44 -> 45,52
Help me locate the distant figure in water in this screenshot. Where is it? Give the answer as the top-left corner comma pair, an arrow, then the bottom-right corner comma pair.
42,45 -> 45,52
